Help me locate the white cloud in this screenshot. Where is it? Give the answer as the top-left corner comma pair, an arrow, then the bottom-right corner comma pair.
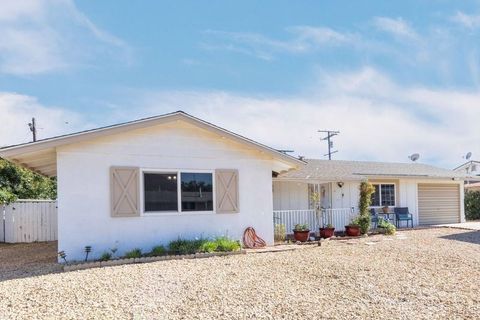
130,68 -> 480,168
202,26 -> 356,59
451,11 -> 480,29
0,0 -> 131,75
2,67 -> 479,168
373,17 -> 419,40
0,92 -> 87,146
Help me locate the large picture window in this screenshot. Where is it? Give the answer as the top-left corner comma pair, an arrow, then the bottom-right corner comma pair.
181,173 -> 213,211
370,183 -> 396,207
144,173 -> 178,212
143,171 -> 214,213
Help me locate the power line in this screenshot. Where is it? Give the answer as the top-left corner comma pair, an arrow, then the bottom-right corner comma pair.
318,129 -> 340,160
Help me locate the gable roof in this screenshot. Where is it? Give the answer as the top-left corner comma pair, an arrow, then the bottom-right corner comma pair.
0,111 -> 304,177
276,159 -> 467,182
454,160 -> 480,175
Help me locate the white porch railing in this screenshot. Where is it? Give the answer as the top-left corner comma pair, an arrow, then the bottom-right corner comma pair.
322,208 -> 357,231
273,209 -> 317,234
273,208 -> 356,234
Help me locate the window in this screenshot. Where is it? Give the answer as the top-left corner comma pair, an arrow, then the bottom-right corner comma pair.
144,173 -> 178,212
143,171 -> 214,213
181,173 -> 213,211
370,184 -> 396,207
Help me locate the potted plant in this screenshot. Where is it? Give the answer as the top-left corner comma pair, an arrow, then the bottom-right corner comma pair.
319,223 -> 335,239
293,223 -> 310,242
345,217 -> 361,237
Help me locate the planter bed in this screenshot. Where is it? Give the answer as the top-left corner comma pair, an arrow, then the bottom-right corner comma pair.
63,250 -> 246,272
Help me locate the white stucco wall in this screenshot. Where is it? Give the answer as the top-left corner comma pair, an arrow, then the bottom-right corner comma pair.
56,121 -> 278,261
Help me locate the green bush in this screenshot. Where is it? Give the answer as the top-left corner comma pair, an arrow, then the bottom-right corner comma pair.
214,236 -> 241,252
99,252 -> 112,261
293,223 -> 309,231
378,219 -> 396,235
168,237 -> 240,254
274,224 -> 286,241
200,241 -> 218,253
168,238 -> 207,254
150,245 -> 166,256
465,190 -> 480,220
124,248 -> 142,259
358,181 -> 375,234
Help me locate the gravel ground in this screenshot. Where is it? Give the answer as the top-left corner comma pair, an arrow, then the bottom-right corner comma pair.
0,228 -> 479,319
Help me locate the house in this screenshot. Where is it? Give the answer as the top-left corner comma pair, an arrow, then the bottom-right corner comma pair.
0,111 -> 303,260
0,111 -> 467,260
273,159 -> 466,232
454,161 -> 480,191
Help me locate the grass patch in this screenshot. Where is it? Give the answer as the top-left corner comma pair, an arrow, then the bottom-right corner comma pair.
149,245 -> 167,257
124,248 -> 142,259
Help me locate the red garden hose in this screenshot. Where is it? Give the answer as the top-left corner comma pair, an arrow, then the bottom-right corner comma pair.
243,227 -> 267,249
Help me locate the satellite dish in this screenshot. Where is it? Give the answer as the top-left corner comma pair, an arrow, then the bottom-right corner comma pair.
465,152 -> 472,160
408,153 -> 420,162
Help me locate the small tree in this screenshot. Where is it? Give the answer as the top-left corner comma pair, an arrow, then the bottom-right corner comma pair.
310,191 -> 323,227
465,190 -> 480,220
358,181 -> 375,234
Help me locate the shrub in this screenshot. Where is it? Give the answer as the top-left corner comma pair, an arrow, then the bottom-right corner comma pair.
214,236 -> 241,252
274,224 -> 286,241
200,241 -> 218,253
378,219 -> 396,235
99,252 -> 112,261
465,190 -> 480,220
293,223 -> 309,231
124,248 -> 142,259
358,181 -> 375,234
150,245 -> 166,256
168,238 -> 208,254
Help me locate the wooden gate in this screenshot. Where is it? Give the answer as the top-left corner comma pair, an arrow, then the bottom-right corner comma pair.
1,200 -> 57,243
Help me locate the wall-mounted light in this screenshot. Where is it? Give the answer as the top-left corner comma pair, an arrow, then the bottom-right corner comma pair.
337,182 -> 344,188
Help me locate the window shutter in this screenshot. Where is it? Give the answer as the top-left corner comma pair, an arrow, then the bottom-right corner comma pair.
215,169 -> 239,213
110,167 -> 140,217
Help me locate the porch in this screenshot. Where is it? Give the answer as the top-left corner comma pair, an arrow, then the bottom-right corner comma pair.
273,208 -> 356,236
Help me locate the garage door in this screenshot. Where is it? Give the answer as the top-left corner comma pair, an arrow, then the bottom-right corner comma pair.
418,183 -> 460,225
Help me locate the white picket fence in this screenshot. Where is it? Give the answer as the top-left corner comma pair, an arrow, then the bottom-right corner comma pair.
273,208 -> 356,234
1,200 -> 58,243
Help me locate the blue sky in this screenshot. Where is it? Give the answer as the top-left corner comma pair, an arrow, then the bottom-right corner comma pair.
1,0 -> 480,168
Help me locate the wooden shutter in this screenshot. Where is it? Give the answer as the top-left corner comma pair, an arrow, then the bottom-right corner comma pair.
110,167 -> 140,217
215,169 -> 239,213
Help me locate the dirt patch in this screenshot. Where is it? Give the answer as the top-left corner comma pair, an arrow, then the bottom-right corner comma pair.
0,241 -> 61,281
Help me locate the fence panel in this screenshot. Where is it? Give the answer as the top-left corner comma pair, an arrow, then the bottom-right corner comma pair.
1,200 -> 57,243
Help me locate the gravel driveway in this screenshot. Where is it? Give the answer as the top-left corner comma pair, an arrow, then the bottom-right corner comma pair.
0,228 -> 479,319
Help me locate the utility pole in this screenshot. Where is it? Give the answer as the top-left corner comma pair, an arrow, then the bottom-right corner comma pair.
28,117 -> 37,142
318,130 -> 340,160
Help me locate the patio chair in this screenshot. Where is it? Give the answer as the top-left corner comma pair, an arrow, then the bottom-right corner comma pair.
394,207 -> 414,228
370,208 -> 379,229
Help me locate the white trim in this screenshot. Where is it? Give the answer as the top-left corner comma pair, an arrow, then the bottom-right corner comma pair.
140,168 -> 216,216
370,182 -> 397,208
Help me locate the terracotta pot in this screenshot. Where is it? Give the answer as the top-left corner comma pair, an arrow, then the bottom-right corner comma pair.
319,227 -> 335,239
293,230 -> 310,242
345,225 -> 361,237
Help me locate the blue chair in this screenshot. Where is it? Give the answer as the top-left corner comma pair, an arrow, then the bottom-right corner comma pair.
394,207 -> 414,228
370,208 -> 379,229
